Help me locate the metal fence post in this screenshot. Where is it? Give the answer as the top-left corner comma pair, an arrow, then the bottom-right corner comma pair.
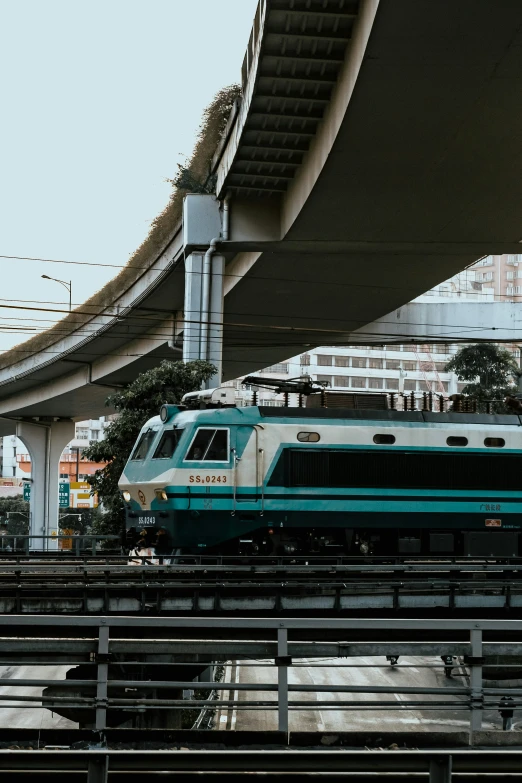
87,755 -> 109,783
429,755 -> 452,783
95,623 -> 110,731
470,628 -> 483,736
277,627 -> 289,734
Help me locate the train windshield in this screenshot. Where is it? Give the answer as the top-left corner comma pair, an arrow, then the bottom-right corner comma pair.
153,428 -> 184,459
130,428 -> 156,460
185,428 -> 229,461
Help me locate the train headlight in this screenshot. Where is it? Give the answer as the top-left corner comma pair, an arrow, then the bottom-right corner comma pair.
155,489 -> 168,501
122,491 -> 131,503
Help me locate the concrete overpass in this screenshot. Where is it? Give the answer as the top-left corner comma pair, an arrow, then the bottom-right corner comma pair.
1,0 -> 522,541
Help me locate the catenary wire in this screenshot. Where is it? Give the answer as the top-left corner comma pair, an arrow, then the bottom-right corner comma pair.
1,251 -> 520,299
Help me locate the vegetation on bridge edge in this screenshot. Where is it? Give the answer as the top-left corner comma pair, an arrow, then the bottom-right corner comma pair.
0,85 -> 241,371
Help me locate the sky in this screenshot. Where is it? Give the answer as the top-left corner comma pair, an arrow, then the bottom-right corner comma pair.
0,0 -> 257,351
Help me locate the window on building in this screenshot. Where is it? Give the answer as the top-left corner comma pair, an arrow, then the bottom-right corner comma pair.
403,361 -> 417,371
334,376 -> 350,388
316,355 -> 333,366
369,358 -> 383,369
351,357 -> 366,368
300,354 -> 311,366
351,377 -> 366,388
384,378 -> 399,390
435,363 -> 448,372
457,383 -> 467,393
90,430 -> 99,441
441,382 -> 449,393
385,360 -> 400,370
507,271 -> 515,280
264,363 -> 289,374
316,374 -> 332,386
403,345 -> 416,352
404,380 -> 417,392
185,429 -> 229,461
434,345 -> 450,355
418,381 -> 430,392
334,356 -> 350,367
76,428 -> 88,439
368,378 -> 383,389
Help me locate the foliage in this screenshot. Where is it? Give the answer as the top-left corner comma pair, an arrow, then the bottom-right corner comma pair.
0,84 -> 241,372
0,496 -> 30,534
83,360 -> 216,537
58,506 -> 104,534
445,343 -> 519,411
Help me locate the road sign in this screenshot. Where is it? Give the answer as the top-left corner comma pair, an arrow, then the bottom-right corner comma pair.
59,483 -> 70,508
23,483 -> 31,502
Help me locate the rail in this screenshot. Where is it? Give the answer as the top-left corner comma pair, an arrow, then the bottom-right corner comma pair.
2,747 -> 522,781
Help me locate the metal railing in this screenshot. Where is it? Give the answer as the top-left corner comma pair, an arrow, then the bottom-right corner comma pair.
0,616 -> 520,739
0,534 -> 120,556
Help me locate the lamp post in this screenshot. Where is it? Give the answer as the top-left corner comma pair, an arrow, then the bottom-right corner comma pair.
41,275 -> 72,311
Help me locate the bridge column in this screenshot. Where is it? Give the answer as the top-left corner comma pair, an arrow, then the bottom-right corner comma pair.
183,251 -> 225,387
17,420 -> 75,550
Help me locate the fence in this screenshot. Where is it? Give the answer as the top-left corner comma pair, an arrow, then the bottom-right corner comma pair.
0,534 -> 120,556
0,616 -> 520,737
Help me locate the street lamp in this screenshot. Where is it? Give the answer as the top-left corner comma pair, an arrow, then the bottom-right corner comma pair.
41,275 -> 72,311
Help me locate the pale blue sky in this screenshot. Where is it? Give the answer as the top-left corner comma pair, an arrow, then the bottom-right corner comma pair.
0,0 -> 257,349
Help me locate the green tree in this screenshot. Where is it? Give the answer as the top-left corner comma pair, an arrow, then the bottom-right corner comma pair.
0,496 -> 30,535
83,360 -> 216,538
444,343 -> 519,410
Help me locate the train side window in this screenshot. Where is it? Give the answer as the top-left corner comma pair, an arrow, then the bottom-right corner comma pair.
373,434 -> 395,445
297,432 -> 320,442
130,429 -> 156,460
185,428 -> 229,461
153,429 -> 183,459
484,437 -> 505,448
446,436 -> 468,447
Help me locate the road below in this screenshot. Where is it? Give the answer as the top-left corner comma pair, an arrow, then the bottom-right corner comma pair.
219,656 -> 503,733
0,666 -> 76,729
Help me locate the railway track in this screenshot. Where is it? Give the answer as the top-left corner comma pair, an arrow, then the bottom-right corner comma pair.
0,562 -> 518,615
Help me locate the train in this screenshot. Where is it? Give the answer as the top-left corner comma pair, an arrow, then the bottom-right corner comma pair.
119,380 -> 522,558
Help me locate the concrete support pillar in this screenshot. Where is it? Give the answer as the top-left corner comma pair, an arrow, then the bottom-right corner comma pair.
183,252 -> 204,364
16,420 -> 75,550
183,251 -> 225,387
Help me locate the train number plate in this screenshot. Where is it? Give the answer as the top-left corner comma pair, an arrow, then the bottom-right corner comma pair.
189,475 -> 227,484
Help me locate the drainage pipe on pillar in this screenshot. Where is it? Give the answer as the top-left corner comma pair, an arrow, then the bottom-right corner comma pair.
199,193 -> 231,361
222,191 -> 231,241
199,237 -> 218,361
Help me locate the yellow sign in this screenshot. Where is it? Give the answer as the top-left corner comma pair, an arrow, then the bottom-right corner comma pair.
77,493 -> 90,499
71,482 -> 91,490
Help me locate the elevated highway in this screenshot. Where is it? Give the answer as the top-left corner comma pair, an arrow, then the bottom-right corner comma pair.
1,0 -> 522,539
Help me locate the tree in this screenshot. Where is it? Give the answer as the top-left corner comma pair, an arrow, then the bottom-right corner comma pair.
83,360 -> 216,538
444,343 -> 519,410
0,496 -> 30,535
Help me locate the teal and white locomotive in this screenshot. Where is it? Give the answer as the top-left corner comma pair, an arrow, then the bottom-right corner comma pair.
119,379 -> 522,558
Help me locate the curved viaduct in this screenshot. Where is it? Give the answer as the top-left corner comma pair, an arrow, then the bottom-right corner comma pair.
1,0 -> 522,541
